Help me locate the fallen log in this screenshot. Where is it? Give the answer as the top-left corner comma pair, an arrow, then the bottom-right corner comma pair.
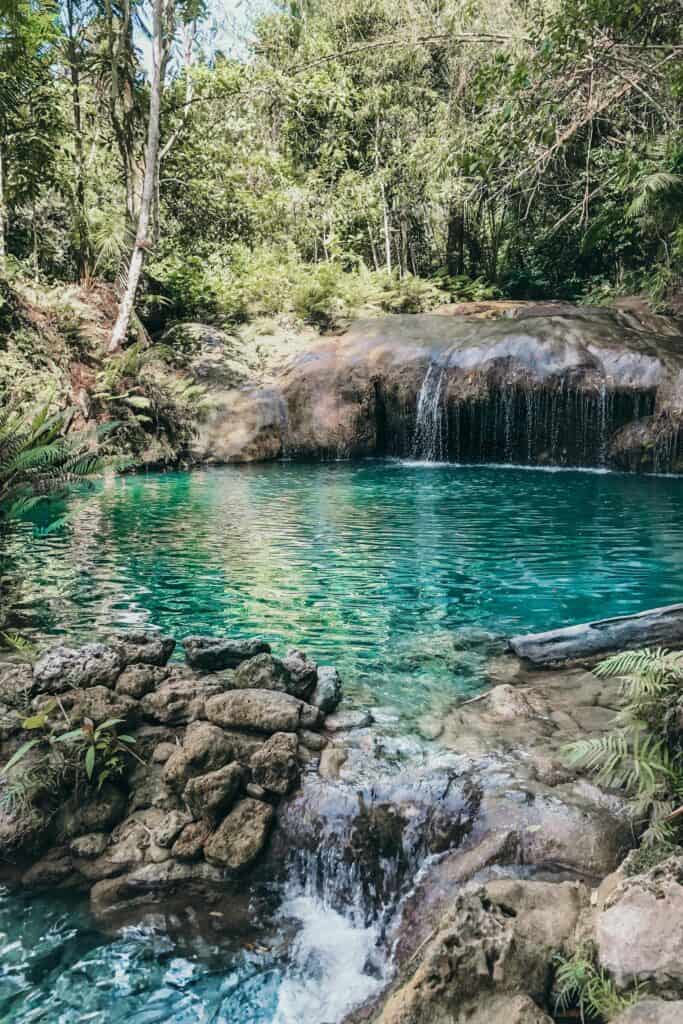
508,603 -> 683,667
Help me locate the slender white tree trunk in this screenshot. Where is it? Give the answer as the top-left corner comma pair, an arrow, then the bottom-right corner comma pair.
109,0 -> 168,353
0,142 -> 6,267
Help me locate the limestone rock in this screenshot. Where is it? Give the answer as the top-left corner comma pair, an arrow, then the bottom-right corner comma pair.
612,1001 -> 683,1024
162,721 -> 234,792
127,761 -> 180,812
204,798 -> 274,869
311,665 -> 342,713
33,643 -> 123,693
22,847 -> 74,888
89,858 -> 228,911
171,820 -> 212,861
183,762 -> 244,821
49,685 -> 139,729
58,785 -> 127,838
456,994 -> 554,1024
298,728 -> 327,751
597,856 -> 683,996
324,708 -> 372,732
152,741 -> 178,763
282,649 -> 318,699
116,664 -> 167,699
205,689 -> 321,733
233,653 -> 291,692
183,635 -> 270,672
250,732 -> 299,795
112,631 -> 175,668
69,833 -> 110,860
140,673 -> 221,724
0,663 -> 34,707
153,810 -> 192,849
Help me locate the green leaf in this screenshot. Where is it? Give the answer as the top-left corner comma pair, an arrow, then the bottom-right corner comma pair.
85,745 -> 95,780
2,738 -> 41,774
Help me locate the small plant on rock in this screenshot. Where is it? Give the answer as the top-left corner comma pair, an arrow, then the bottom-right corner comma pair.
554,944 -> 641,1021
564,648 -> 683,847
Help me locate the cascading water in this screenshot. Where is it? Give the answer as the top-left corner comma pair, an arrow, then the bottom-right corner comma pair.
412,362 -> 447,461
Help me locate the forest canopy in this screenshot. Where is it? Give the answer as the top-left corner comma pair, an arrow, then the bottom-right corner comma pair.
1,0 -> 682,338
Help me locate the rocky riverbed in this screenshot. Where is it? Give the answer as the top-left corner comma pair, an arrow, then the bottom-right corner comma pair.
2,627 -> 683,1022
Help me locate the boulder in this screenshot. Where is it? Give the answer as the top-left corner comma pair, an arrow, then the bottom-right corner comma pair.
205,689 -> 321,733
597,856 -> 683,997
171,820 -> 212,861
49,685 -> 139,729
204,798 -> 274,869
89,858 -> 228,912
69,833 -> 110,860
183,762 -> 244,822
58,785 -> 127,838
282,649 -> 318,699
324,709 -> 372,732
233,653 -> 291,692
112,631 -> 175,668
116,664 -> 167,698
33,643 -> 123,693
183,636 -> 270,672
140,673 -> 222,724
162,721 -> 234,792
0,663 -> 34,708
311,665 -> 343,713
612,1001 -> 683,1024
153,810 -> 192,849
250,732 -> 299,795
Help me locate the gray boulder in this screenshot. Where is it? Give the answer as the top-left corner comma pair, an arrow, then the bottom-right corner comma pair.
233,653 -> 291,692
33,643 -> 123,693
597,856 -> 683,997
311,665 -> 343,713
612,1001 -> 683,1024
250,732 -> 299,795
112,631 -> 175,668
204,797 -> 274,869
162,721 -> 234,792
282,649 -> 318,699
205,689 -> 321,733
116,664 -> 167,698
43,685 -> 139,729
183,762 -> 244,822
140,673 -> 222,724
183,635 -> 270,672
171,820 -> 212,861
0,663 -> 34,708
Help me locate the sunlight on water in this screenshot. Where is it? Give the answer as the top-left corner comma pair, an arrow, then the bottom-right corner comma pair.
7,460 -> 683,720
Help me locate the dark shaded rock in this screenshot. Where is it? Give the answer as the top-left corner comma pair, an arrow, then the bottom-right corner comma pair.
246,782 -> 266,800
112,632 -> 175,668
171,820 -> 212,862
204,798 -> 274,869
22,847 -> 74,888
233,653 -> 291,692
33,643 -> 123,693
183,636 -> 270,672
127,762 -> 180,813
0,664 -> 34,708
311,665 -> 343,713
205,689 -> 321,733
298,728 -> 327,751
116,664 -> 167,699
282,649 -> 318,699
77,811 -> 170,881
69,833 -> 109,860
90,859 -> 227,912
250,732 -> 299,795
183,762 -> 244,822
58,785 -> 127,839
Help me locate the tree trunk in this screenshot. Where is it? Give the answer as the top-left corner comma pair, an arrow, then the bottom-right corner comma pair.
109,0 -> 170,353
380,181 -> 391,274
0,142 -> 6,267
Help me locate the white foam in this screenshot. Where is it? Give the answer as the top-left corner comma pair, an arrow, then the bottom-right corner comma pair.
272,895 -> 387,1023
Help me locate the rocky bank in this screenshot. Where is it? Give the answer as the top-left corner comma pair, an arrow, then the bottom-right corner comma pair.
0,632 -> 342,910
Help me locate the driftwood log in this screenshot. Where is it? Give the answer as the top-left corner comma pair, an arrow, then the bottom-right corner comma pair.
508,603 -> 683,667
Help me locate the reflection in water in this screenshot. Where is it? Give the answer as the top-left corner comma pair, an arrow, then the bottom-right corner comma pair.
6,460 -> 683,719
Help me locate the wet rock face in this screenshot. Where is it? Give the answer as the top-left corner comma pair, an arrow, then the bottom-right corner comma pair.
0,634 -> 340,912
198,309 -> 683,471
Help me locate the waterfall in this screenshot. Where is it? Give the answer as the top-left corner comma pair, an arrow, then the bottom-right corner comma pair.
413,363 -> 446,461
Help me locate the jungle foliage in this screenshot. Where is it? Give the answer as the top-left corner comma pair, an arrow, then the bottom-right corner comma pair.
0,0 -> 681,338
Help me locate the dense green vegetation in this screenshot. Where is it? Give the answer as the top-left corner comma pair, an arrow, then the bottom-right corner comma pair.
0,0 -> 681,348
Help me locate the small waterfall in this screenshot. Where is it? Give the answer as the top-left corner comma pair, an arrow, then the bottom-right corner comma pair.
413,363 -> 446,461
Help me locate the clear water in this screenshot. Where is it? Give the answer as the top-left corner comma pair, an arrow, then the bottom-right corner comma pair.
7,459 -> 683,720
5,460 -> 683,1023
